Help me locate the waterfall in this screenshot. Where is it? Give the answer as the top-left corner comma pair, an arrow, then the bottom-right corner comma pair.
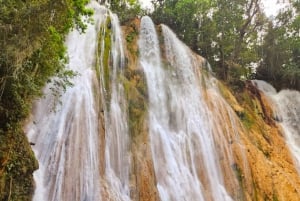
253,80 -> 300,171
100,9 -> 131,201
26,1 -> 130,200
23,3 -> 300,200
138,16 -> 235,201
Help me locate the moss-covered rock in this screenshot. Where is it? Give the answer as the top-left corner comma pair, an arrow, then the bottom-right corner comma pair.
216,79 -> 300,200
122,19 -> 160,201
0,127 -> 38,201
97,16 -> 112,100
123,70 -> 147,138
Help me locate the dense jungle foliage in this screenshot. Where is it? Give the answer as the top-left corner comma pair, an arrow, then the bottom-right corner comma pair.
0,0 -> 93,131
0,0 -> 92,200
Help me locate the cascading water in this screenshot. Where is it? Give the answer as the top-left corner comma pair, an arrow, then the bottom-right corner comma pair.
253,80 -> 300,170
26,1 -> 130,200
99,9 -> 131,201
23,2 -> 300,200
138,16 -> 235,201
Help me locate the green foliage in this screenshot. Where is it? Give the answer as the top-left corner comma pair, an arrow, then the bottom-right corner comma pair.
152,0 -> 300,91
273,194 -> 279,201
126,30 -> 138,43
0,0 -> 92,199
151,0 -> 264,83
109,0 -> 144,24
241,112 -> 254,129
97,17 -> 112,105
0,128 -> 38,201
122,70 -> 148,138
256,6 -> 300,91
232,163 -> 244,183
0,0 -> 92,129
70,0 -> 94,32
236,92 -> 256,129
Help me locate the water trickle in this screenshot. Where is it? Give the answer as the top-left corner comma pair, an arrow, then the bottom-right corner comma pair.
138,16 -> 234,201
100,10 -> 131,201
26,1 -> 130,200
253,80 -> 300,171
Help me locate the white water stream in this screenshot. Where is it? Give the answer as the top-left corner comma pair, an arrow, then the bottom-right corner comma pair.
253,80 -> 300,171
138,16 -> 233,201
100,8 -> 131,201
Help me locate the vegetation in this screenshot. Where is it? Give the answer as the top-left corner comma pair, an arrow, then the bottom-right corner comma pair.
123,20 -> 148,139
109,0 -> 144,25
256,0 -> 300,90
0,0 -> 92,199
0,128 -> 38,201
151,0 -> 300,91
123,71 -> 148,138
97,16 -> 112,105
0,0 -> 92,129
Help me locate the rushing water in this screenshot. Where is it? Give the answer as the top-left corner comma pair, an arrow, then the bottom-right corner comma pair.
253,80 -> 300,171
100,8 -> 131,201
26,1 -> 130,200
138,16 -> 234,201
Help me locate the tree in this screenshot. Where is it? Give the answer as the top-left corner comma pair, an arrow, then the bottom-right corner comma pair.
151,0 -> 265,83
256,1 -> 300,90
108,0 -> 144,24
0,0 -> 92,129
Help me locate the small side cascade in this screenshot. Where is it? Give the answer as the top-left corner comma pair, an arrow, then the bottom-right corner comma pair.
253,80 -> 300,171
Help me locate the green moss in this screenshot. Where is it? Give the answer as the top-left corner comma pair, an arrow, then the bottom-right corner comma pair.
231,163 -> 248,201
0,127 -> 38,201
272,194 -> 279,201
217,81 -> 230,100
240,112 -> 254,129
96,16 -> 112,105
103,21 -> 112,93
125,22 -> 139,57
126,31 -> 137,43
232,163 -> 244,183
122,69 -> 148,138
242,92 -> 254,108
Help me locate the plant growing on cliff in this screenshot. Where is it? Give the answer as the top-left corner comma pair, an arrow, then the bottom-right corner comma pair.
0,0 -> 92,200
109,0 -> 144,24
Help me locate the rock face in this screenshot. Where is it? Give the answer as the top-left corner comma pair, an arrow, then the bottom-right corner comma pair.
120,17 -> 300,201
215,81 -> 300,200
122,18 -> 160,201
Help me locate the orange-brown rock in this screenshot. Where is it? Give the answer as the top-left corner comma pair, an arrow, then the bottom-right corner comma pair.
123,21 -> 160,201
121,18 -> 300,201
217,80 -> 300,201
